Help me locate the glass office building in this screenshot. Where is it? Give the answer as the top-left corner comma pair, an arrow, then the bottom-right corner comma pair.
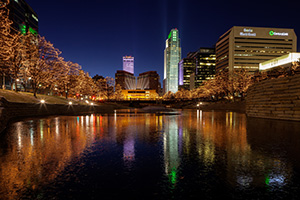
179,48 -> 216,90
8,0 -> 38,34
164,28 -> 181,93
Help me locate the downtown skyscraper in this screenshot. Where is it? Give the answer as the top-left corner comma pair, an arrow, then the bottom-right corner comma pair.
123,56 -> 134,74
164,29 -> 181,93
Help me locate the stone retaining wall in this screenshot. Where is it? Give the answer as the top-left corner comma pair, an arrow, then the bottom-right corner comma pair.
246,74 -> 300,121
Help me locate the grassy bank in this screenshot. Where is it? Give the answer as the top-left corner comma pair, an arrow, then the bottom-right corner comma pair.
0,89 -> 89,105
0,89 -> 130,112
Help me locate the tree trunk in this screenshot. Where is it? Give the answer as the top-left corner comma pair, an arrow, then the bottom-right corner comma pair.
2,75 -> 5,89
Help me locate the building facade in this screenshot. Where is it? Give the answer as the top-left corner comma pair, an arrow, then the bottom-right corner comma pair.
115,70 -> 136,90
122,90 -> 158,100
179,48 -> 216,90
195,48 -> 216,87
164,28 -> 181,93
259,53 -> 300,71
8,0 -> 38,34
178,58 -> 196,90
216,26 -> 297,74
136,71 -> 161,93
123,56 -> 134,74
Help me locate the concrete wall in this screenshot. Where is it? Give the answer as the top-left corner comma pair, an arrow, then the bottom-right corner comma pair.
246,74 -> 300,121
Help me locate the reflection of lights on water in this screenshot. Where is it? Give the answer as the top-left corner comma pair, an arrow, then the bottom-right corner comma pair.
169,167 -> 177,185
30,127 -> 34,146
265,173 -> 286,187
40,120 -> 44,141
86,115 -> 89,125
91,114 -> 94,123
237,175 -> 253,188
16,122 -> 22,150
55,117 -> 59,137
197,110 -> 203,122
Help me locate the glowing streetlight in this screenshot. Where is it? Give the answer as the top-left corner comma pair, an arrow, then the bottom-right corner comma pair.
40,99 -> 45,103
69,101 -> 73,105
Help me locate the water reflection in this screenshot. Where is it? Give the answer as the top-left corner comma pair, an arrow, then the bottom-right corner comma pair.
0,110 -> 299,199
163,115 -> 181,186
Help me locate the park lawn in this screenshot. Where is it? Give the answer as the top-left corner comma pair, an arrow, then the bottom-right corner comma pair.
0,89 -> 87,105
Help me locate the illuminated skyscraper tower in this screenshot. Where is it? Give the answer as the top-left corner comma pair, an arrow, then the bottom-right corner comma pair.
164,29 -> 181,93
123,56 -> 134,74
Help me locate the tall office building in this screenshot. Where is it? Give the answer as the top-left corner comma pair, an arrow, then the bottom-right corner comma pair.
216,26 -> 297,74
194,48 -> 216,87
178,58 -> 196,90
179,48 -> 216,90
8,0 -> 38,34
123,56 -> 134,74
164,28 -> 181,93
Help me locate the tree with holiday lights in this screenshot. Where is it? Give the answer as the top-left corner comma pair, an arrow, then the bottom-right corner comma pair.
23,35 -> 61,97
0,0 -> 12,89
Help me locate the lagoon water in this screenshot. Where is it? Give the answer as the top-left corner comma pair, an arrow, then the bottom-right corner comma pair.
1,110 -> 300,199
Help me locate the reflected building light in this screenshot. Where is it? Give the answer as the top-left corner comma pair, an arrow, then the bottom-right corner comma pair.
237,175 -> 253,188
230,112 -> 233,128
226,112 -> 228,126
40,120 -> 44,141
163,117 -> 180,185
123,135 -> 135,169
55,117 -> 59,137
265,173 -> 287,188
86,115 -> 89,125
233,112 -> 236,127
16,122 -> 22,150
30,126 -> 34,146
203,141 -> 215,166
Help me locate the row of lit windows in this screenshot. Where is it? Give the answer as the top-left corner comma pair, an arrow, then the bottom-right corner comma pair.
234,66 -> 259,69
199,63 -> 215,66
234,37 -> 293,42
235,41 -> 293,46
235,45 -> 292,50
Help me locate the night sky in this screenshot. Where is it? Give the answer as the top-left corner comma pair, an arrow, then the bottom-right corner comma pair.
25,0 -> 300,81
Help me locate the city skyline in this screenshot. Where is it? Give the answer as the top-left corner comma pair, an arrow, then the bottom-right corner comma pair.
24,0 -> 300,81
